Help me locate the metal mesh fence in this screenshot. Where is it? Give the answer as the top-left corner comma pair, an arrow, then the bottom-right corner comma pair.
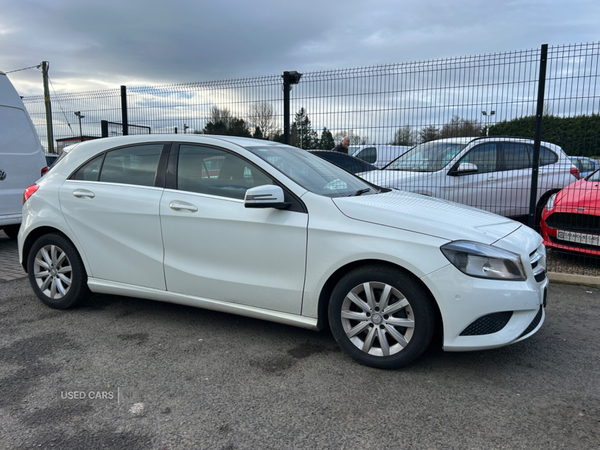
21,42 -> 600,276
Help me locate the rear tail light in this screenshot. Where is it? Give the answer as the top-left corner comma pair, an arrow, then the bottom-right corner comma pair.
41,167 -> 49,176
23,184 -> 39,204
570,166 -> 580,180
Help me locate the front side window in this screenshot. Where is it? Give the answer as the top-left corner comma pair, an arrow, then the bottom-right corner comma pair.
177,145 -> 273,199
458,143 -> 498,173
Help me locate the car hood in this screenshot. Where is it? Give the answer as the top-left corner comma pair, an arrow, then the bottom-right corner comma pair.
332,190 -> 521,244
556,178 -> 600,212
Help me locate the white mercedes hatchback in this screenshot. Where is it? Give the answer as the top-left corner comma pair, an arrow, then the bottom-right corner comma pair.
19,135 -> 548,369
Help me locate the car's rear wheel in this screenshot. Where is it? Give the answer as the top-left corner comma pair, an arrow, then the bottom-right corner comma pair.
27,233 -> 90,309
328,265 -> 435,369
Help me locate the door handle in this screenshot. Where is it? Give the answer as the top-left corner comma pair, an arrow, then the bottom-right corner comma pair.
486,176 -> 497,181
169,201 -> 198,213
72,189 -> 95,199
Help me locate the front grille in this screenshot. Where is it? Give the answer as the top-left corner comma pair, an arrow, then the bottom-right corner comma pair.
545,212 -> 600,233
518,306 -> 543,338
460,311 -> 513,336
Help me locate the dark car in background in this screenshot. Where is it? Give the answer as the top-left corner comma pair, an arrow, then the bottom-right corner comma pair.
309,150 -> 378,174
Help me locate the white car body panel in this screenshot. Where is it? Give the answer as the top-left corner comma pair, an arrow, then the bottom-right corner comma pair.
58,180 -> 166,290
19,134 -> 548,355
160,188 -> 308,314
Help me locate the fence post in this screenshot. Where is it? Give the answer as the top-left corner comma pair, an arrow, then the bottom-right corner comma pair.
528,44 -> 548,229
121,85 -> 129,136
282,71 -> 302,145
101,120 -> 108,138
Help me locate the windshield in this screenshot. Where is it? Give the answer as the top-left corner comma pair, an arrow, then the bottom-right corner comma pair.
385,141 -> 467,172
246,145 -> 378,197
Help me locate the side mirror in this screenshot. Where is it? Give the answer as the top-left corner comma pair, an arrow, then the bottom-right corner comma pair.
244,185 -> 290,209
456,162 -> 478,173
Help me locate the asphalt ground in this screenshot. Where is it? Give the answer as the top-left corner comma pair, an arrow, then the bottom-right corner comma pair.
1,231 -> 599,449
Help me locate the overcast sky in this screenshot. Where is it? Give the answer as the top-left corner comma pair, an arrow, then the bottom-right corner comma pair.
2,0 -> 599,97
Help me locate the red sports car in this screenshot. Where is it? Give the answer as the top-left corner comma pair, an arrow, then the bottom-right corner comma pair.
541,168 -> 600,256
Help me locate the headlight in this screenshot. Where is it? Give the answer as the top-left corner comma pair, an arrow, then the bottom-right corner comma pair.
441,241 -> 526,281
545,193 -> 557,212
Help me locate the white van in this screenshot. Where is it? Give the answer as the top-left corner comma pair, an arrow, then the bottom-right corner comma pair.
0,71 -> 47,239
350,144 -> 411,168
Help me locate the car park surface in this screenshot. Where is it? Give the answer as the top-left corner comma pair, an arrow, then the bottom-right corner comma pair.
19,134 -> 548,369
358,137 -> 579,220
0,272 -> 598,449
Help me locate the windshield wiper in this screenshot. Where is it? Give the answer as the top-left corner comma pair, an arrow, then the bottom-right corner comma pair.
352,188 -> 373,196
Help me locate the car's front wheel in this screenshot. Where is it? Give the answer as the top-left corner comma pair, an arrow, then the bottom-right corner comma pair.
27,233 -> 90,309
328,265 -> 435,369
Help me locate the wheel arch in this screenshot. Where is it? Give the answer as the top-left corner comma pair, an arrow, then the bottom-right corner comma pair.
316,259 -> 443,337
21,226 -> 78,273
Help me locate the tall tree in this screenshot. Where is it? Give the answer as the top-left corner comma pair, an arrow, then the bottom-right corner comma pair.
291,107 -> 318,149
439,116 -> 482,138
248,102 -> 276,140
391,126 -> 415,146
203,106 -> 251,137
419,125 -> 440,143
319,127 -> 335,150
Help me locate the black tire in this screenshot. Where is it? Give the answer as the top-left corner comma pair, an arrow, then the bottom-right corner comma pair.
328,265 -> 435,369
27,233 -> 90,309
2,224 -> 20,240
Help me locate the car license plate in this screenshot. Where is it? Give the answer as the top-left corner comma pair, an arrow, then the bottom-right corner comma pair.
556,230 -> 600,247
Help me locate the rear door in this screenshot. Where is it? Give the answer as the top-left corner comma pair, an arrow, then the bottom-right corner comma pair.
58,143 -> 168,289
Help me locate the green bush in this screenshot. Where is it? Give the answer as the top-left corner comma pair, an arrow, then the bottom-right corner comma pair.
488,114 -> 600,156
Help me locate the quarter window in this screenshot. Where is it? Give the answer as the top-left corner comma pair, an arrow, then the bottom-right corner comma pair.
72,155 -> 103,181
177,145 -> 273,199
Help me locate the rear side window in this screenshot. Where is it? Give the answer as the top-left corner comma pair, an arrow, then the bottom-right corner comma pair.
71,144 -> 163,186
502,143 -> 531,170
355,147 -> 377,164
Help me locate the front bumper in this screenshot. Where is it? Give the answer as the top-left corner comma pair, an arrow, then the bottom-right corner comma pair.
422,260 -> 548,352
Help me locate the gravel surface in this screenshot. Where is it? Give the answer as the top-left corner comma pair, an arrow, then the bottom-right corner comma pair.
547,249 -> 600,277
